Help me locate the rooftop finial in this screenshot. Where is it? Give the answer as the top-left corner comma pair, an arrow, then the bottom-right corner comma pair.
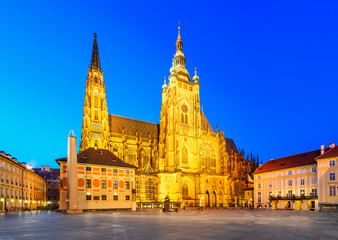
94,33 -> 97,40
162,76 -> 168,90
175,22 -> 183,55
193,66 -> 199,83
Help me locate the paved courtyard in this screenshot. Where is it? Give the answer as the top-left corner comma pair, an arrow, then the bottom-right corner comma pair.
0,209 -> 337,240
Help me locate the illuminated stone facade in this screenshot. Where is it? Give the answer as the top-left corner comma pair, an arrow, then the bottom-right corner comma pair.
79,30 -> 256,208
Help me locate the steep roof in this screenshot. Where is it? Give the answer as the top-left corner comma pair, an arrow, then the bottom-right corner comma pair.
225,138 -> 238,153
56,148 -> 137,168
201,112 -> 214,132
316,145 -> 338,160
108,114 -> 159,140
254,148 -> 327,174
90,33 -> 101,71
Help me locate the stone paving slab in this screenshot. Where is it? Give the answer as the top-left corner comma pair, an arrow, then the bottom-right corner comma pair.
0,209 -> 337,240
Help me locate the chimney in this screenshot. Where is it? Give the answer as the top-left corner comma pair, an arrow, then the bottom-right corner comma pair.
41,165 -> 44,171
321,144 -> 325,155
45,165 -> 50,171
331,142 -> 336,148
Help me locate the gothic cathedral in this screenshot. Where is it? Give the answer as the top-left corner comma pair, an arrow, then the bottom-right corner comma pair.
80,30 -> 256,208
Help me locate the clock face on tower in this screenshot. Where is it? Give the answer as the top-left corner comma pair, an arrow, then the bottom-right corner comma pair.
181,104 -> 188,113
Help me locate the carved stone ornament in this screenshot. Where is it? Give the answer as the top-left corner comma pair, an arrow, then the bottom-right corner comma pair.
181,104 -> 188,113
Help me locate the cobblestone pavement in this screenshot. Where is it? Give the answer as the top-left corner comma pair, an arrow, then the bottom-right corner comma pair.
0,209 -> 337,240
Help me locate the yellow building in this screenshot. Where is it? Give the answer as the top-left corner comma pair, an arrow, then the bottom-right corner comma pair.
254,144 -> 336,211
316,144 -> 338,210
0,151 -> 45,212
57,148 -> 136,210
78,30 -> 256,209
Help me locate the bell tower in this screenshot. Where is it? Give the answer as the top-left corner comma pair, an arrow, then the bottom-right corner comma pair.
159,27 -> 202,172
80,33 -> 109,151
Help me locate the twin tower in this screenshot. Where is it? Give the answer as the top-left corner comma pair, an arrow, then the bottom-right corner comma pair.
79,28 -> 207,174
78,28 -> 245,206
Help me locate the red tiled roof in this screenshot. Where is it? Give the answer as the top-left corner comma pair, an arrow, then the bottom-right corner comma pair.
108,114 -> 159,140
316,145 -> 338,160
56,148 -> 137,168
253,148 -> 328,174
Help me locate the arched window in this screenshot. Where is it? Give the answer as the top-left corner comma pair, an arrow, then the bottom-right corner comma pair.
94,94 -> 99,108
140,149 -> 149,168
94,76 -> 98,84
94,110 -> 98,121
182,146 -> 188,164
200,144 -> 216,172
127,147 -> 136,165
111,144 -> 122,159
182,184 -> 188,196
181,104 -> 189,125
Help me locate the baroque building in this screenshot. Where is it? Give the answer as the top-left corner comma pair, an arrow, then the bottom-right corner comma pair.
79,30 -> 256,208
0,151 -> 45,212
253,143 -> 338,211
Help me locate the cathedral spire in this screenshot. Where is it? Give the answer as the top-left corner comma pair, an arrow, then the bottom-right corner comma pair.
175,26 -> 184,58
90,33 -> 101,72
171,25 -> 186,72
80,33 -> 109,152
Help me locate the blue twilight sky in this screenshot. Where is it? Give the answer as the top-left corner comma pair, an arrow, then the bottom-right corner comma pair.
0,1 -> 337,168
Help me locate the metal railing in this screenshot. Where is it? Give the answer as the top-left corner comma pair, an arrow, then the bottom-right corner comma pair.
269,194 -> 318,200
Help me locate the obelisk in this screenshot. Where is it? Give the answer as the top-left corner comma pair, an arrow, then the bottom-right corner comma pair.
66,130 -> 83,214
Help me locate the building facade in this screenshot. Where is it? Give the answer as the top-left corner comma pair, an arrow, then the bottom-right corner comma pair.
57,148 -> 136,210
316,144 -> 338,210
33,165 -> 60,208
253,143 -> 337,211
78,30 -> 256,209
0,151 -> 45,212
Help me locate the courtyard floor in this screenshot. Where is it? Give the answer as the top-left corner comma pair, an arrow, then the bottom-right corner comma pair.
0,209 -> 337,240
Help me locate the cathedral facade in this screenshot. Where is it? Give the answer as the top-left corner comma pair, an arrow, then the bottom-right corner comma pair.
79,30 -> 256,208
